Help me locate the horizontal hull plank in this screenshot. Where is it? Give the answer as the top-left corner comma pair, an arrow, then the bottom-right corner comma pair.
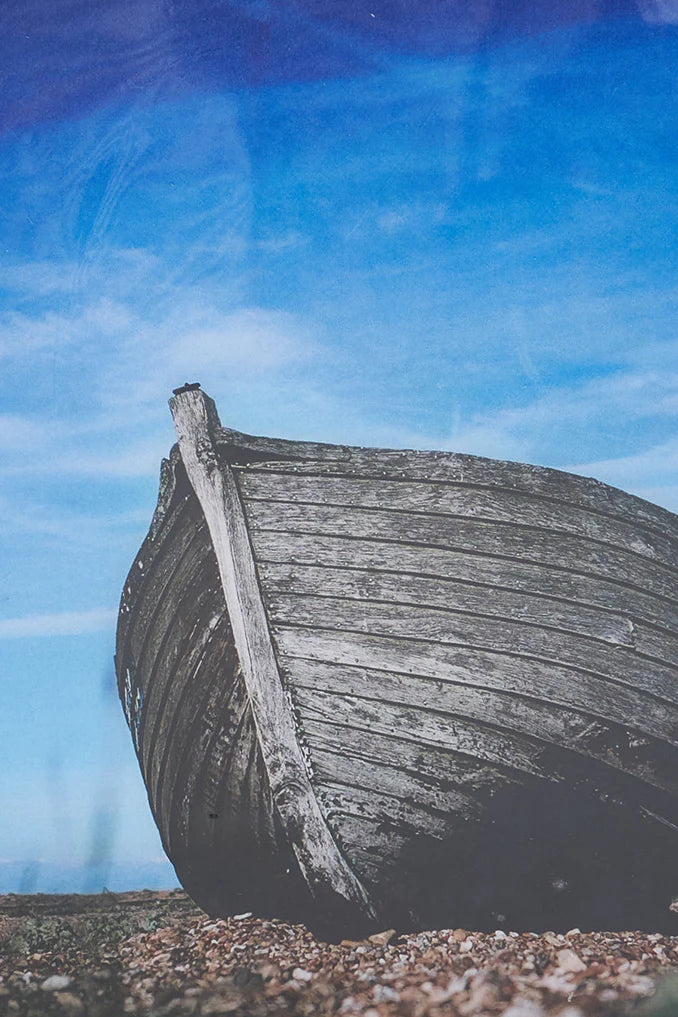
302,723 -> 532,798
245,501 -> 678,604
239,451 -> 678,546
260,561 -> 678,664
291,674 -> 678,797
168,676 -> 251,854
302,715 -> 678,836
318,779 -> 459,841
298,697 -> 560,782
117,494 -> 198,657
241,471 -> 675,566
320,813 -> 410,885
124,521 -> 211,695
310,746 -> 484,819
252,531 -> 678,635
271,595 -> 678,710
300,705 -> 678,836
138,576 -> 224,774
287,655 -> 678,779
150,615 -> 240,819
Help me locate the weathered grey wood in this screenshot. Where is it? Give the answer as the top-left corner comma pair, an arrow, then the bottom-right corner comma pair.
245,500 -> 678,602
299,695 -> 556,780
140,561 -> 221,773
299,701 -> 678,829
260,561 -> 678,665
118,497 -> 194,658
127,523 -> 209,677
303,726 -> 530,798
311,749 -> 484,819
322,813 -> 410,885
117,390 -> 678,932
287,664 -> 678,794
231,444 -> 678,546
153,615 -> 239,827
251,531 -> 678,635
241,471 -> 676,566
285,622 -> 678,735
167,662 -> 250,855
286,656 -> 678,773
318,780 -> 458,839
170,388 -> 375,920
271,594 -> 678,709
299,717 -> 678,832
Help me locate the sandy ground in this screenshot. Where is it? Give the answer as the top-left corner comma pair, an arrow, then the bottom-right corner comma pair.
1,891 -> 678,1016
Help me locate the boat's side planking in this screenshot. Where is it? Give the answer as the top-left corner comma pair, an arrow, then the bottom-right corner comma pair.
117,392 -> 678,931
234,450 -> 678,928
115,457 -> 309,921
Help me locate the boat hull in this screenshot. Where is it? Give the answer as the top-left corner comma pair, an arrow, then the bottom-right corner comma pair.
116,390 -> 678,933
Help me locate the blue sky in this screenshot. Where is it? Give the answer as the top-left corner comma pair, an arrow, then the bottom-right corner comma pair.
2,0 -> 678,892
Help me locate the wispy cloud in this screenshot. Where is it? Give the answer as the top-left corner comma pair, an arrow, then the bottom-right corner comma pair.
0,608 -> 116,639
565,437 -> 678,512
637,0 -> 678,24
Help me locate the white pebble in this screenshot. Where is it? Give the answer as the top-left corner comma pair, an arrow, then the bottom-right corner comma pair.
41,975 -> 73,992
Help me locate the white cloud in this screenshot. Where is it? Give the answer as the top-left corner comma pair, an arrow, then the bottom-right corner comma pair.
0,608 -> 116,639
637,0 -> 678,23
106,301 -> 321,410
0,261 -> 82,297
565,437 -> 678,512
168,306 -> 314,373
0,415 -> 46,451
0,297 -> 134,361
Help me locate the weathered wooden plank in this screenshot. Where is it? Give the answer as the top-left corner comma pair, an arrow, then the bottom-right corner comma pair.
241,471 -> 676,566
288,664 -> 678,795
300,703 -> 678,832
121,508 -> 207,682
117,491 -> 192,659
245,501 -> 678,603
302,723 -> 530,799
318,780 -> 457,840
300,717 -> 678,836
234,446 -> 678,545
321,813 -> 409,885
260,561 -> 678,665
310,748 -> 483,820
168,677 -> 251,853
290,655 -> 678,768
139,572 -> 222,774
251,531 -> 678,634
299,696 -> 556,780
170,388 -> 375,920
151,615 -> 239,822
271,595 -> 678,709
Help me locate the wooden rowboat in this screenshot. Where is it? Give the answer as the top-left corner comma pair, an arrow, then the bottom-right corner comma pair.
116,385 -> 678,935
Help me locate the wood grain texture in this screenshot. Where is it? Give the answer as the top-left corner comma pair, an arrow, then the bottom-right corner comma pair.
231,444 -> 678,545
170,388 -> 375,922
245,500 -> 678,602
241,470 -> 677,566
251,531 -> 678,634
117,396 -> 678,933
281,656 -> 678,789
269,593 -> 678,708
258,561 -> 678,663
115,454 -> 308,921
